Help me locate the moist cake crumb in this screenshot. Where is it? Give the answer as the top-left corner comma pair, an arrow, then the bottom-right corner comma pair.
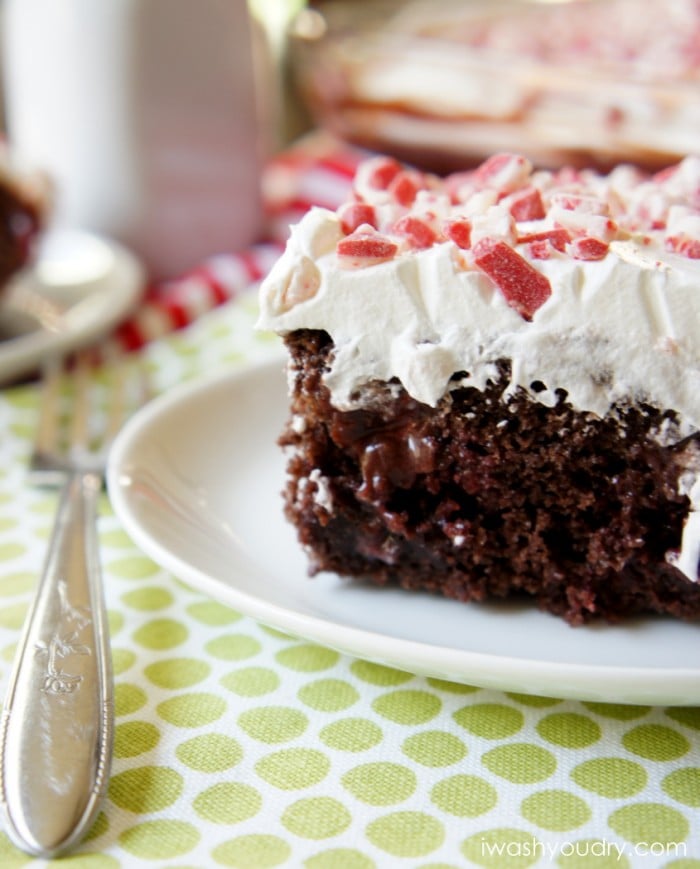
279,330 -> 700,624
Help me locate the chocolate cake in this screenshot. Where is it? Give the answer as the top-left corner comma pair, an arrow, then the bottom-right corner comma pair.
0,147 -> 46,292
258,152 -> 700,624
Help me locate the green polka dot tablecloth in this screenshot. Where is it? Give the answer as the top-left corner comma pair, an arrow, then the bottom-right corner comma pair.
0,295 -> 698,869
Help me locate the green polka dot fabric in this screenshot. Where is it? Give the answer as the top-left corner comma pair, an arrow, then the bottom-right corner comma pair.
0,296 -> 699,868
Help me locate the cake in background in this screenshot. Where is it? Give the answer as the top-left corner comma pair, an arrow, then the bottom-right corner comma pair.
290,0 -> 700,172
258,150 -> 700,624
0,145 -> 47,294
3,0 -> 264,281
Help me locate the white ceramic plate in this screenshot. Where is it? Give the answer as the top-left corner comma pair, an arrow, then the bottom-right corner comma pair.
107,357 -> 700,706
0,229 -> 144,384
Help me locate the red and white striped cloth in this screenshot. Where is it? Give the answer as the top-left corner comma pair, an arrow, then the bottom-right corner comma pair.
112,133 -> 366,352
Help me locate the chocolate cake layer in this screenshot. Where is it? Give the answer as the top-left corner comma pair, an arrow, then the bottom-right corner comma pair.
280,330 -> 700,625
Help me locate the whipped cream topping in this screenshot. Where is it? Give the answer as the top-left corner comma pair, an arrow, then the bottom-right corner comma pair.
258,152 -> 700,579
260,154 -> 700,423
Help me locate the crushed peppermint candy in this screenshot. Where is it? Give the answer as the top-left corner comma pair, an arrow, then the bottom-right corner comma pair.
443,218 -> 472,249
666,235 -> 700,259
391,215 -> 437,249
333,151 -> 700,318
506,186 -> 546,221
338,202 -> 377,234
337,226 -> 398,266
517,228 -> 570,251
472,238 -> 552,320
567,237 -> 610,261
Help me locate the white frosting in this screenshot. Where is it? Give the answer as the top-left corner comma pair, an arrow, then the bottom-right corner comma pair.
259,218 -> 700,429
258,153 -> 700,581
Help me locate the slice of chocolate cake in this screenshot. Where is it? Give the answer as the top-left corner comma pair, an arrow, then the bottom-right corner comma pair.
257,152 -> 700,624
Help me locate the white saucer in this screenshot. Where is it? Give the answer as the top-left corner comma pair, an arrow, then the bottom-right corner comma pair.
107,358 -> 700,706
0,228 -> 145,384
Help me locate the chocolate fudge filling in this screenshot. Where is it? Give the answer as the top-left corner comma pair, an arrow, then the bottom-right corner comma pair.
280,330 -> 700,625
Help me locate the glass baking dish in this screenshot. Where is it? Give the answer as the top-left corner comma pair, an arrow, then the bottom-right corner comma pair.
290,0 -> 700,171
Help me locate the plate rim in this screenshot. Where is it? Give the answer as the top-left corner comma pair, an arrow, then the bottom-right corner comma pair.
107,356 -> 700,705
0,230 -> 144,384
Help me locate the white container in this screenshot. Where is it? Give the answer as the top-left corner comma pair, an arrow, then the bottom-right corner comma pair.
2,0 -> 266,279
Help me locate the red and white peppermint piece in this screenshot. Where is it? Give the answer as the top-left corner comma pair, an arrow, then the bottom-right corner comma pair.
666,204 -> 700,238
336,226 -> 398,266
631,195 -> 670,231
388,170 -> 424,207
444,171 -> 477,205
473,153 -> 532,194
338,202 -> 378,234
471,206 -> 517,247
550,206 -> 619,242
356,155 -> 403,191
666,234 -> 700,259
517,228 -> 570,252
658,155 -> 700,204
506,186 -> 546,221
653,165 -> 678,185
473,238 -> 552,320
444,218 -> 472,250
391,215 -> 437,249
567,237 -> 610,260
461,189 -> 500,218
549,192 -> 610,215
527,239 -> 555,259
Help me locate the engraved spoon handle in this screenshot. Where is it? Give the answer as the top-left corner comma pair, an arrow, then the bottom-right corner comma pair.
0,472 -> 113,857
